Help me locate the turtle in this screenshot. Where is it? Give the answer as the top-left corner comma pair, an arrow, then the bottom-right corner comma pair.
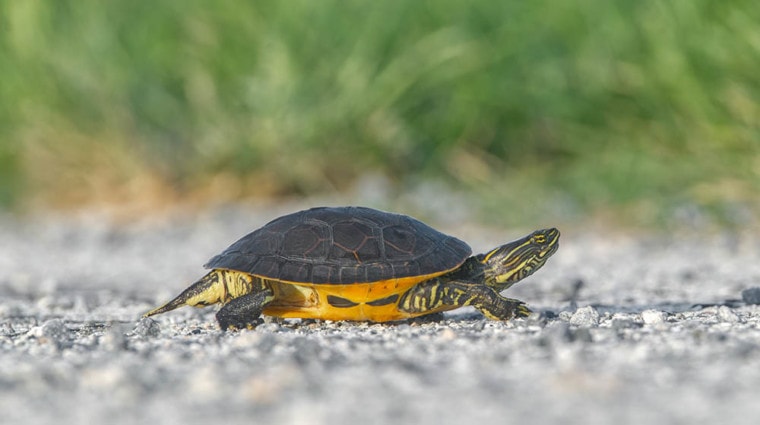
143,206 -> 560,330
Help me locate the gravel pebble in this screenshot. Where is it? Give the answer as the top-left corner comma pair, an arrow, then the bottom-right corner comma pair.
742,287 -> 760,305
641,309 -> 667,325
718,305 -> 740,323
26,319 -> 70,350
569,305 -> 600,326
132,318 -> 161,338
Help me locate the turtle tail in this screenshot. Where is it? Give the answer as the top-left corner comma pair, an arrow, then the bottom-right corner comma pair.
143,270 -> 230,318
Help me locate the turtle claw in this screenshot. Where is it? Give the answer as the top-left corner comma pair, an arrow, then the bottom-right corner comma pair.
513,303 -> 532,319
216,316 -> 262,331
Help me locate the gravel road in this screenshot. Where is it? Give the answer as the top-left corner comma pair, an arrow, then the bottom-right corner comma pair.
1,205 -> 759,425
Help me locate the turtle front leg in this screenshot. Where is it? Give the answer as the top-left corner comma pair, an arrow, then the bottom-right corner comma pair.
461,286 -> 531,320
399,280 -> 530,320
216,289 -> 274,331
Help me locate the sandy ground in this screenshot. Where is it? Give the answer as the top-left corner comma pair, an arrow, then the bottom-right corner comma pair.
1,205 -> 760,425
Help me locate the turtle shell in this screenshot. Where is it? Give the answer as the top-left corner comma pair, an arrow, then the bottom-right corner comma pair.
205,206 -> 472,284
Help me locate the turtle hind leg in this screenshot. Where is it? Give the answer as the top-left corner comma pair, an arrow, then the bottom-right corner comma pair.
216,289 -> 274,331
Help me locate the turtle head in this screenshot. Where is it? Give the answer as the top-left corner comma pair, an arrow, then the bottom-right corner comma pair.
478,228 -> 560,291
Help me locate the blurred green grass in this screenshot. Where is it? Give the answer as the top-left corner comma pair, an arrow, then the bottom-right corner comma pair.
1,0 -> 758,226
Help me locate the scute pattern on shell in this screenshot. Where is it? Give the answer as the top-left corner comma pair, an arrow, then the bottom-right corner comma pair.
204,206 -> 472,284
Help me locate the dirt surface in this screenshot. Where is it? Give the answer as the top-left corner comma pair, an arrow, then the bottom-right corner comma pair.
1,205 -> 760,425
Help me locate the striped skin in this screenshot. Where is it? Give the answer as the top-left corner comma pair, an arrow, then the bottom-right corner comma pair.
478,228 -> 560,290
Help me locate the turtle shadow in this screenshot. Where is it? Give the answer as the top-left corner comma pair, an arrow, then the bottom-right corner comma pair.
585,299 -> 747,315
538,278 -> 751,316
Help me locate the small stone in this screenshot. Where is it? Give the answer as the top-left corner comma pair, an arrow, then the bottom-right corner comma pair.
0,322 -> 15,336
132,318 -> 161,338
741,287 -> 760,305
44,319 -> 69,338
717,305 -> 739,323
26,319 -> 69,349
641,310 -> 667,325
569,306 -> 600,326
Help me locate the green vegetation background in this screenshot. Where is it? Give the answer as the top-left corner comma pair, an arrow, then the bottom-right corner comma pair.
1,1 -> 758,226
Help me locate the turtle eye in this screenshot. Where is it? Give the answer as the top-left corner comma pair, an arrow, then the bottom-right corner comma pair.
532,234 -> 547,245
